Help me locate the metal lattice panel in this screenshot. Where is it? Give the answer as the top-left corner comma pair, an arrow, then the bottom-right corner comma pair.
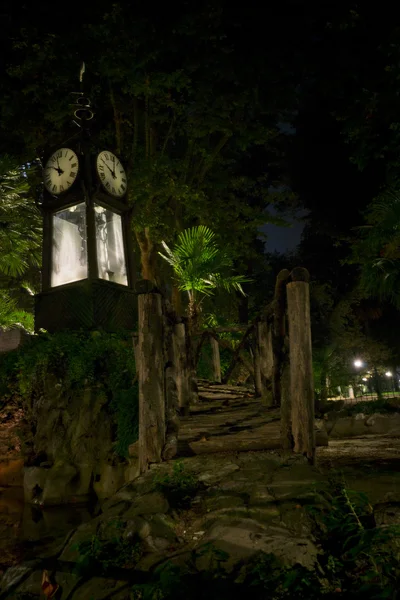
35,280 -> 137,333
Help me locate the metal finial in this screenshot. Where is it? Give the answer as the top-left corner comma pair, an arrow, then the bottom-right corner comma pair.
79,62 -> 86,84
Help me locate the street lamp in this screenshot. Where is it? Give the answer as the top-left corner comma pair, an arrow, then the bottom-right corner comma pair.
385,371 -> 392,378
354,359 -> 363,368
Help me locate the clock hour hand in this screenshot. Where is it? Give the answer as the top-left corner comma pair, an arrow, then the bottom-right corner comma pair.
56,159 -> 64,175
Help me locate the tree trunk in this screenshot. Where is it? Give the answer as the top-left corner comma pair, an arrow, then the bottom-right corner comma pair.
136,227 -> 158,282
237,293 -> 249,324
210,335 -> 221,382
138,291 -> 165,473
172,286 -> 182,315
373,367 -> 383,400
286,271 -> 315,464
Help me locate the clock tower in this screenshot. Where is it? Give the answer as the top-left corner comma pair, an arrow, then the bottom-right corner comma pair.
35,69 -> 137,332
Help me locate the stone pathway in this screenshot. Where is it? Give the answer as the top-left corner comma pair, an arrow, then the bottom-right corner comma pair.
178,381 -> 326,456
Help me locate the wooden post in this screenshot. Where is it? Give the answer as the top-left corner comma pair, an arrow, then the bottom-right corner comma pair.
173,322 -> 190,416
210,334 -> 221,382
272,270 -> 291,406
280,336 -> 292,450
253,322 -> 262,397
162,300 -> 180,461
132,333 -> 139,376
286,268 -> 315,463
254,318 -> 274,403
137,288 -> 165,473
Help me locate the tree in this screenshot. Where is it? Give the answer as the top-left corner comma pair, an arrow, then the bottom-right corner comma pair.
0,156 -> 41,278
350,191 -> 400,308
159,225 -> 250,331
0,1 -> 300,292
0,156 -> 41,330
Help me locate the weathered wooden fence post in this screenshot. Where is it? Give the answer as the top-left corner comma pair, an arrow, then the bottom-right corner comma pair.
173,322 -> 190,416
286,268 -> 315,463
210,334 -> 222,383
253,321 -> 262,397
254,317 -> 274,404
137,282 -> 165,473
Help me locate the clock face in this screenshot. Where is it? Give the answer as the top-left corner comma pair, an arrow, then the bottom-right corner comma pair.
96,151 -> 127,198
43,148 -> 79,195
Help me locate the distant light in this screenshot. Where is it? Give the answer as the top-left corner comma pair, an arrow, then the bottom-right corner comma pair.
385,371 -> 392,377
362,377 -> 367,382
354,359 -> 363,368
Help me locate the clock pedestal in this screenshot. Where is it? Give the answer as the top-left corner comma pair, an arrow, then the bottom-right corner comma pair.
35,279 -> 137,333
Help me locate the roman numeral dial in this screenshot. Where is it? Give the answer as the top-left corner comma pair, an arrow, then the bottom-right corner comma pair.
96,151 -> 127,198
43,148 -> 79,195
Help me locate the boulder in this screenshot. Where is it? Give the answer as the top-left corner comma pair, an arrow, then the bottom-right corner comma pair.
198,518 -> 318,572
93,463 -> 126,501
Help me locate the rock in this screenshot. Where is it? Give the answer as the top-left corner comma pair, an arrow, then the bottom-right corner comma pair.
248,484 -> 275,506
124,459 -> 140,483
198,462 -> 240,486
93,463 -> 126,501
365,413 -> 400,435
123,492 -> 169,518
0,564 -> 33,595
206,494 -> 246,512
329,416 -> 367,438
268,463 -> 324,502
197,518 -> 318,572
128,441 -> 139,458
0,458 -> 24,487
41,462 -> 78,505
23,466 -> 48,502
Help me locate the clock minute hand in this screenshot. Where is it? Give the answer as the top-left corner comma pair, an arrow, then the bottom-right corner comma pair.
101,158 -> 116,178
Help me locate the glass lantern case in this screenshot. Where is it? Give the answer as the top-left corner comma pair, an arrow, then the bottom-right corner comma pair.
35,190 -> 137,333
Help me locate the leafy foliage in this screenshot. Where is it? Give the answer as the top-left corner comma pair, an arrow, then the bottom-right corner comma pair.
160,226 -> 250,332
0,291 -> 34,332
0,156 -> 41,278
350,191 -> 400,309
154,461 -> 199,510
72,519 -> 142,575
0,330 -> 138,456
159,226 -> 250,299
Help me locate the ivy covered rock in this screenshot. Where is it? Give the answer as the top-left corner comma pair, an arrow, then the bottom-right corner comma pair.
0,331 -> 139,505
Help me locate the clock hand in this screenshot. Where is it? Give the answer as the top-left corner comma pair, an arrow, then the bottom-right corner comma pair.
56,158 -> 64,175
101,158 -> 116,179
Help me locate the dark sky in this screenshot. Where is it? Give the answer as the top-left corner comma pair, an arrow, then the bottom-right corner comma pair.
261,209 -> 306,253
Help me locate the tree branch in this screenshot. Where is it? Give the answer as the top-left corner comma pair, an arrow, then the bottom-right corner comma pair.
196,132 -> 231,186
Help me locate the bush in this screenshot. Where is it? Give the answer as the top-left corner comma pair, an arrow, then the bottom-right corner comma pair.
154,461 -> 199,509
0,330 -> 139,456
72,519 -> 142,575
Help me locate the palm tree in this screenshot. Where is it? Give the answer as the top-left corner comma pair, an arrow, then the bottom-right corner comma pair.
159,225 -> 250,331
0,155 -> 41,278
0,156 -> 41,330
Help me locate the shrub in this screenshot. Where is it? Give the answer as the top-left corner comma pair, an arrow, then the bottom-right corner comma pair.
154,461 -> 199,509
0,330 -> 138,456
